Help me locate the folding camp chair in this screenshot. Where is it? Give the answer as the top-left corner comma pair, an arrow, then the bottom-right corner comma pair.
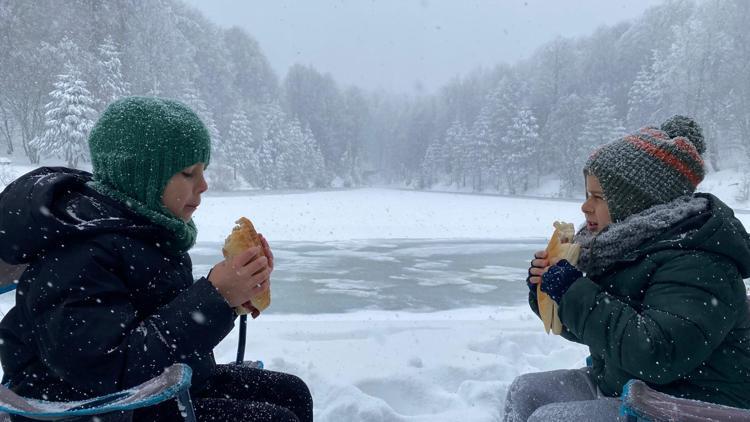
0,259 -> 197,421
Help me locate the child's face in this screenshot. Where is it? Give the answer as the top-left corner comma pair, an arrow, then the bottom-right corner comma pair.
581,174 -> 611,233
162,163 -> 208,222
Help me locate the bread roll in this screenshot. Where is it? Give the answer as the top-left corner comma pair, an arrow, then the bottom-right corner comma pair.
538,221 -> 581,335
222,217 -> 271,314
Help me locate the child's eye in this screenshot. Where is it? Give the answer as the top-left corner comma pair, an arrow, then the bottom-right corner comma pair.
182,172 -> 193,178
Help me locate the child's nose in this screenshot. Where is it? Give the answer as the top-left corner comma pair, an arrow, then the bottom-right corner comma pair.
581,198 -> 593,214
197,175 -> 208,193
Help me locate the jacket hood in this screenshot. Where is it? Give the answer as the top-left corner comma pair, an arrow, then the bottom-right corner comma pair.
0,167 -> 161,264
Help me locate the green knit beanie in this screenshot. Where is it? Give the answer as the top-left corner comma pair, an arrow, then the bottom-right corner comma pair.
88,96 -> 211,252
583,115 -> 705,223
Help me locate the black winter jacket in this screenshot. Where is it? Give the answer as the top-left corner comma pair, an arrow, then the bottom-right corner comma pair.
0,167 -> 235,401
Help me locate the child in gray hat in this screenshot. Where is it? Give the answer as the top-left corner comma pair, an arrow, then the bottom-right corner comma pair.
505,116 -> 750,421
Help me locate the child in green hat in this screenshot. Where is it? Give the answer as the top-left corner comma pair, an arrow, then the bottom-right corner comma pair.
0,96 -> 312,421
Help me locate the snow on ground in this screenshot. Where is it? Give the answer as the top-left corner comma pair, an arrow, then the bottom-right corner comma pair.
210,309 -> 587,422
195,188 -> 585,243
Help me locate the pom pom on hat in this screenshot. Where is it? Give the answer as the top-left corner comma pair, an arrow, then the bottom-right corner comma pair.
660,114 -> 705,155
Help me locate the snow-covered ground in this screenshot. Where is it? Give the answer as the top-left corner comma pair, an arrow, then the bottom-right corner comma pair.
1,164 -> 750,420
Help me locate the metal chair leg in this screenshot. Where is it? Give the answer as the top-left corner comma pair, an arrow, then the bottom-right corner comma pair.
235,314 -> 247,364
177,388 -> 197,422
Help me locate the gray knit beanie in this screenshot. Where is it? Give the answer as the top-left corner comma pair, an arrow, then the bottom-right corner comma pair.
583,115 -> 705,222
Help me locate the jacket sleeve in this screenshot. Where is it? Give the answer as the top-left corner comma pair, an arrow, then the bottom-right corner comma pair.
559,253 -> 745,385
24,239 -> 235,395
528,287 -> 583,344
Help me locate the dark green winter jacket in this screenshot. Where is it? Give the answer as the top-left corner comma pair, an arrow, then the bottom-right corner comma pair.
534,193 -> 750,409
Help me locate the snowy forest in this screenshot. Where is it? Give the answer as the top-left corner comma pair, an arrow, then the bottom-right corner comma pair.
1,0 -> 749,195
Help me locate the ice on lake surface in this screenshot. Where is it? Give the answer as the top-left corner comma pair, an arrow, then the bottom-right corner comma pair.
190,239 -> 544,314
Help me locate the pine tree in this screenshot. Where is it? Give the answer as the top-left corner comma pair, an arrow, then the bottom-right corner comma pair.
420,138 -> 446,188
31,62 -> 97,168
278,118 -> 307,188
579,92 -> 625,152
444,120 -> 469,188
468,112 -> 492,191
503,107 -> 539,193
256,103 -> 286,189
626,52 -> 667,130
660,11 -> 733,170
570,92 -> 625,193
301,125 -> 328,188
225,110 -> 255,181
95,36 -> 130,109
545,94 -> 589,197
181,86 -> 222,146
476,76 -> 525,191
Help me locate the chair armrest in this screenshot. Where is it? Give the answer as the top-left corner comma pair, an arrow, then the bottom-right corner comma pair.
0,363 -> 192,420
620,379 -> 750,422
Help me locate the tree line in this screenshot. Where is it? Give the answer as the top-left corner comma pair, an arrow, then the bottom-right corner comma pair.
1,0 -> 747,195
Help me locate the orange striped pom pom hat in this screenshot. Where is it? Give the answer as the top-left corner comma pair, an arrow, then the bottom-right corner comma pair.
584,115 -> 705,222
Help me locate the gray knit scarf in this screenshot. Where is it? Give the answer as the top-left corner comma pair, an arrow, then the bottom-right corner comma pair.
573,195 -> 709,277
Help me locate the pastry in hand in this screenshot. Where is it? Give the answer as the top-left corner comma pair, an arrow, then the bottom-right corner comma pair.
537,221 -> 581,334
222,217 -> 271,315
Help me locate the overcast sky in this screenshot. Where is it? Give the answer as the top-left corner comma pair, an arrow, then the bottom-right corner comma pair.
182,0 -> 666,94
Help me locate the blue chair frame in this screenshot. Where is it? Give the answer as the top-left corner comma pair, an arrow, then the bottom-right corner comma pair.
0,363 -> 196,421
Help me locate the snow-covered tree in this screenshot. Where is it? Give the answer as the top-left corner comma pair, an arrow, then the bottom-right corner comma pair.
545,94 -> 589,197
626,55 -> 666,130
255,103 -> 286,189
659,10 -> 734,170
301,125 -> 328,188
579,92 -> 625,151
225,110 -> 255,181
569,92 -> 625,193
504,107 -> 539,193
475,76 -> 525,191
31,62 -> 97,168
95,36 -> 130,109
465,127 -> 490,191
442,120 -> 469,188
181,86 -> 221,145
420,138 -> 447,188
276,118 -> 305,188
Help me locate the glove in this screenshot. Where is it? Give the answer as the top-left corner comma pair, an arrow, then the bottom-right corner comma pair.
540,259 -> 583,303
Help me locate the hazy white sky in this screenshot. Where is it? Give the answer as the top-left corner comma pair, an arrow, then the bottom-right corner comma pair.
183,0 -> 666,94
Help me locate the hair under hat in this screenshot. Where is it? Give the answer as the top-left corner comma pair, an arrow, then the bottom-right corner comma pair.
583,115 -> 705,223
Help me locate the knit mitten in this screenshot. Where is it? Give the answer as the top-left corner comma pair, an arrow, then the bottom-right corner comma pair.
540,259 -> 583,303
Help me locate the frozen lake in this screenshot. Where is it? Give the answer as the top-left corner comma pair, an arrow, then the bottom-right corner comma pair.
191,239 -> 544,314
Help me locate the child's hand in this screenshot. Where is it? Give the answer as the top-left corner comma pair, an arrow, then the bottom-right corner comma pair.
209,246 -> 271,308
527,250 -> 549,290
258,233 -> 274,273
244,233 -> 274,320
